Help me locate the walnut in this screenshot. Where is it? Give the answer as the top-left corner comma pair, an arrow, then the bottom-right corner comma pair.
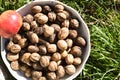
52,52 -> 61,62
65,54 -> 74,64
28,45 -> 39,53
39,76 -> 47,80
7,41 -> 14,51
25,68 -> 32,78
48,61 -> 58,71
70,46 -> 82,57
62,10 -> 70,19
39,45 -> 47,54
23,14 -> 34,23
43,24 -> 54,37
58,27 -> 69,40
20,64 -> 29,72
60,50 -> 68,59
30,53 -> 41,62
57,40 -> 68,51
10,44 -> 21,54
20,53 -> 31,66
42,5 -> 52,14
18,38 -> 27,48
65,65 -> 76,75
32,5 -> 42,13
69,29 -> 78,38
47,72 -> 57,80
7,52 -> 19,61
49,33 -> 56,43
33,27 -> 43,35
10,60 -> 19,70
35,13 -> 48,24
32,71 -> 42,79
73,57 -> 81,65
57,12 -> 66,22
48,12 -> 56,22
61,20 -> 69,28
51,24 -> 60,32
57,65 -> 65,78
76,37 -> 86,46
13,34 -> 21,43
70,19 -> 79,29
22,22 -> 30,31
30,21 -> 38,29
55,4 -> 64,12
40,56 -> 50,67
46,43 -> 57,53
66,39 -> 73,48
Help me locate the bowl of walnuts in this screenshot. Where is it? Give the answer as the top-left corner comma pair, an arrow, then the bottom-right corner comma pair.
1,0 -> 90,80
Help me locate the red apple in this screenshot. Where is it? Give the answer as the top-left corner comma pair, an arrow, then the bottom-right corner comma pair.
0,10 -> 22,38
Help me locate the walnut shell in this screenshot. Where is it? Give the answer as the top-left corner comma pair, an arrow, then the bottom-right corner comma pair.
47,72 -> 57,80
35,14 -> 48,24
58,27 -> 69,40
39,76 -> 47,80
42,5 -> 52,14
7,52 -> 19,61
23,14 -> 34,23
32,5 -> 42,13
25,68 -> 32,78
48,61 -> 58,71
57,12 -> 66,22
76,37 -> 86,46
7,41 -> 14,51
61,20 -> 69,28
32,62 -> 43,70
10,44 -> 21,54
57,65 -> 65,78
46,43 -> 57,53
55,4 -> 64,12
65,54 -> 74,64
73,57 -> 82,65
69,29 -> 78,38
40,56 -> 50,67
70,46 -> 82,57
39,45 -> 47,54
28,45 -> 39,53
48,12 -> 56,22
22,22 -> 30,31
65,65 -> 76,75
13,34 -> 21,43
32,71 -> 42,79
52,52 -> 61,62
30,21 -> 38,29
30,53 -> 41,62
66,39 -> 73,48
18,38 -> 27,48
70,19 -> 79,29
10,60 -> 19,70
51,24 -> 61,32
57,40 -> 68,51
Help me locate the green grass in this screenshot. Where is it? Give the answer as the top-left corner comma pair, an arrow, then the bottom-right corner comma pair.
0,0 -> 120,80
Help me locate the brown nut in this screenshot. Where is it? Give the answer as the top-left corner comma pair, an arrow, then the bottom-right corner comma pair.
47,72 -> 57,80
57,65 -> 65,78
35,13 -> 48,24
70,46 -> 82,57
62,10 -> 70,19
43,24 -> 54,37
28,32 -> 39,44
49,33 -> 56,43
55,4 -> 64,12
25,68 -> 32,78
32,62 -> 43,70
23,14 -> 34,23
51,24 -> 60,32
39,45 -> 47,54
66,39 -> 73,48
69,29 -> 78,38
61,20 -> 69,28
58,27 -> 69,40
13,34 -> 21,43
57,12 -> 66,22
20,53 -> 31,66
32,71 -> 42,79
33,27 -> 43,35
65,64 -> 76,75
18,38 -> 27,48
10,60 -> 19,70
73,57 -> 82,65
48,12 -> 56,22
48,61 -> 58,71
7,52 -> 19,61
20,64 -> 29,72
52,52 -> 61,62
39,76 -> 47,80
32,5 -> 42,13
40,56 -> 50,67
7,41 -> 14,51
60,50 -> 68,59
22,22 -> 30,31
46,43 -> 57,53
30,53 -> 41,62
70,19 -> 79,29
42,5 -> 52,14
65,54 -> 74,64
76,37 -> 86,46
30,21 -> 38,29
28,45 -> 39,53
57,40 -> 67,51
10,44 -> 21,54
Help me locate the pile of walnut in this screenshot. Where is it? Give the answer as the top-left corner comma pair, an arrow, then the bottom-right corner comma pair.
6,4 -> 86,80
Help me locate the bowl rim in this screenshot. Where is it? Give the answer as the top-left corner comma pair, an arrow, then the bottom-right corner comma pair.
1,0 -> 91,80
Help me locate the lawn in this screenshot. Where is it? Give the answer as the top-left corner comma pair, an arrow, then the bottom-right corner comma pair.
0,0 -> 120,80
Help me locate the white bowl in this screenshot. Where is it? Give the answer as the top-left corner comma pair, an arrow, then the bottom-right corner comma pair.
0,0 -> 90,80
